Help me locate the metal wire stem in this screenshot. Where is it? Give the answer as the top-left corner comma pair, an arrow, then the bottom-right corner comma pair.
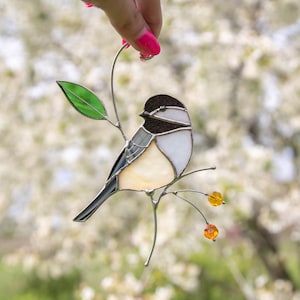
110,43 -> 129,141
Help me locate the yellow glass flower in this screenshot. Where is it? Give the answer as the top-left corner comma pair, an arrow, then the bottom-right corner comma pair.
208,191 -> 224,206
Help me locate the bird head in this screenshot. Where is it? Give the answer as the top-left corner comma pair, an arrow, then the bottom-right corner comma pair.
140,95 -> 191,134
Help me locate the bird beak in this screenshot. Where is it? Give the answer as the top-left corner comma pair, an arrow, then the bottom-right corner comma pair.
139,111 -> 149,118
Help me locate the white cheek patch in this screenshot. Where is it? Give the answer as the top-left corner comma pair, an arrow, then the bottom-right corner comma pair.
156,109 -> 191,125
157,130 -> 193,176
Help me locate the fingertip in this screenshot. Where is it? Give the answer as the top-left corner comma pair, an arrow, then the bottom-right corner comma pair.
135,29 -> 161,57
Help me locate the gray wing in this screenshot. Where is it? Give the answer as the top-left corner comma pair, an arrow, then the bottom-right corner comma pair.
107,126 -> 153,179
73,127 -> 153,222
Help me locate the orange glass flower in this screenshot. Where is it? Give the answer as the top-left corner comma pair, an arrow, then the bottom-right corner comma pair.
203,224 -> 219,241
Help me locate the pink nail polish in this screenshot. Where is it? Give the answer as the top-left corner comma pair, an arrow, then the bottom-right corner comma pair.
122,39 -> 130,48
135,29 -> 160,56
85,2 -> 94,7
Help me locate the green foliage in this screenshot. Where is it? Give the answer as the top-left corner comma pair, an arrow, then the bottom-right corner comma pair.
57,81 -> 107,120
24,271 -> 81,300
281,242 -> 300,290
0,261 -> 80,300
188,250 -> 243,300
0,261 -> 26,300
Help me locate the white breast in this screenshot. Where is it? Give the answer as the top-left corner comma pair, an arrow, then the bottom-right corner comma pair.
118,141 -> 175,191
156,129 -> 193,176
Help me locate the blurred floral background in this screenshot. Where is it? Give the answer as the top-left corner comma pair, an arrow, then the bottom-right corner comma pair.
1,0 -> 300,299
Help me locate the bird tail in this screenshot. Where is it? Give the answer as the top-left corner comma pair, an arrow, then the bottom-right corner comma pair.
73,177 -> 117,222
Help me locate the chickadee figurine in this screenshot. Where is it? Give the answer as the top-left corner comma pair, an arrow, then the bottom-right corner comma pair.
74,94 -> 193,222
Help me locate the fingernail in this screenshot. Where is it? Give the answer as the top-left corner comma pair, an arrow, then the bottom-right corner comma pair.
122,39 -> 130,48
85,2 -> 94,7
135,29 -> 160,57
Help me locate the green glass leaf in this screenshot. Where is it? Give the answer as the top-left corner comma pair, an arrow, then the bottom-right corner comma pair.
57,81 -> 107,120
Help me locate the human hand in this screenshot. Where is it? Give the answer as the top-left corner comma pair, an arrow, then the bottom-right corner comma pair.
83,0 -> 161,59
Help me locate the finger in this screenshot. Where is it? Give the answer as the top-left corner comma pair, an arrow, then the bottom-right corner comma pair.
84,0 -> 160,56
135,0 -> 162,37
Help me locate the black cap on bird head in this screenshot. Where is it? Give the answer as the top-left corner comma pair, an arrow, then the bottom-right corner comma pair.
140,94 -> 190,134
143,94 -> 185,114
